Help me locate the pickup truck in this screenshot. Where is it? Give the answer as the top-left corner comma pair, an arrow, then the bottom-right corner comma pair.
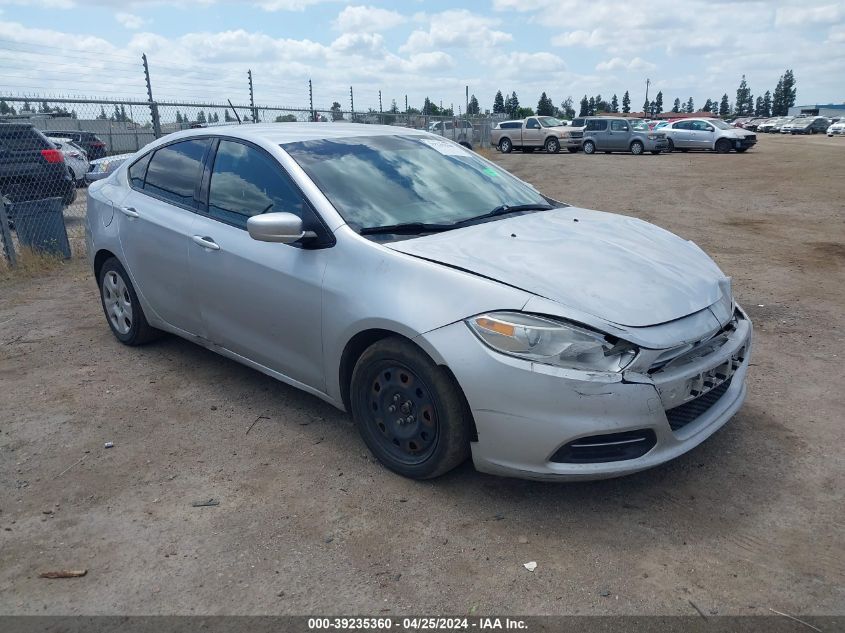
491,116 -> 581,154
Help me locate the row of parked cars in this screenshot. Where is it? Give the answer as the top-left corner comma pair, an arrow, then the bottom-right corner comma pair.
734,115 -> 843,135
0,123 -> 130,207
491,115 -> 757,155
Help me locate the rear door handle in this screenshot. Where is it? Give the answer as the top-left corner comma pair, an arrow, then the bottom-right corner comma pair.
120,206 -> 139,218
192,235 -> 220,251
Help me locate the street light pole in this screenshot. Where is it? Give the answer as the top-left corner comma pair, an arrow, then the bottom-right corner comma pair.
645,78 -> 650,117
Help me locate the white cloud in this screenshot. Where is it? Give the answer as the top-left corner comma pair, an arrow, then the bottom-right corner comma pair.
775,3 -> 844,26
400,10 -> 512,54
115,12 -> 146,29
596,57 -> 656,72
256,0 -> 339,11
333,5 -> 406,32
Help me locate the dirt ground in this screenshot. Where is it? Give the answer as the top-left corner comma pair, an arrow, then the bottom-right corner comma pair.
1,134 -> 843,616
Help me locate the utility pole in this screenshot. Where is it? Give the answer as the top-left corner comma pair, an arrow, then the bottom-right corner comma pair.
309,79 -> 314,121
378,90 -> 383,113
644,77 -> 650,116
465,85 -> 469,120
349,86 -> 354,119
405,94 -> 408,113
142,53 -> 161,138
248,69 -> 257,123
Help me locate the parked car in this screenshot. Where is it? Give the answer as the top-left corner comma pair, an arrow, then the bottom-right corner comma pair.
827,120 -> 845,136
781,116 -> 830,134
85,153 -> 133,184
662,118 -> 756,153
581,117 -> 668,155
756,118 -> 782,133
492,116 -> 581,153
87,123 -> 751,481
427,120 -> 475,148
0,123 -> 76,207
769,117 -> 795,133
743,118 -> 768,132
50,137 -> 90,186
43,130 -> 107,160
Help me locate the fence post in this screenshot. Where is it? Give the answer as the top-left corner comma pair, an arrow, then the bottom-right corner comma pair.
248,69 -> 257,123
142,54 -> 161,138
349,86 -> 354,121
0,195 -> 17,268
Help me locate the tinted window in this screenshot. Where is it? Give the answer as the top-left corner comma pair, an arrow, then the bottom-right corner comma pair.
526,118 -> 540,129
143,139 -> 209,207
571,118 -> 586,127
500,122 -> 520,129
674,121 -> 692,130
0,126 -> 51,151
129,153 -> 152,189
586,119 -> 608,131
610,120 -> 629,132
207,140 -> 309,229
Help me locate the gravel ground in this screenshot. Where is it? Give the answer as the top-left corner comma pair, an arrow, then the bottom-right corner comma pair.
0,133 -> 843,616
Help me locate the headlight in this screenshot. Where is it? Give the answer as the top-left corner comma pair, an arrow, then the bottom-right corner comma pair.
466,312 -> 638,372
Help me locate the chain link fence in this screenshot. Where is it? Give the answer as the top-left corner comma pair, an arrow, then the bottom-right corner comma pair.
1,95 -> 502,272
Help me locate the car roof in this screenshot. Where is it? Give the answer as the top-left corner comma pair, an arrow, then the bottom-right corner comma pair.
160,123 -> 430,146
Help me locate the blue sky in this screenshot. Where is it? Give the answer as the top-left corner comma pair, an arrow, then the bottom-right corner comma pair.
0,0 -> 842,114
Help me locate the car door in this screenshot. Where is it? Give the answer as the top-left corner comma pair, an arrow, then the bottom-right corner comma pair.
117,138 -> 210,336
586,119 -> 610,149
690,120 -> 716,148
608,119 -> 630,151
670,121 -> 692,147
188,138 -> 329,390
523,118 -> 543,146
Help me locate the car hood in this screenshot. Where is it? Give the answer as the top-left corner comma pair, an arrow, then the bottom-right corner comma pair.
386,207 -> 727,328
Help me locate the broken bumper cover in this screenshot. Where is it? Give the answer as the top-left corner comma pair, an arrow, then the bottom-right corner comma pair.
419,311 -> 752,481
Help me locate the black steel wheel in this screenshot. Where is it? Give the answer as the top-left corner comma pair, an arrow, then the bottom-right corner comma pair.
715,138 -> 731,154
350,337 -> 471,479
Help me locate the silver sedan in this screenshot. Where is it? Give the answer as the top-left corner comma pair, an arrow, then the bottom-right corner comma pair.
86,124 -> 752,481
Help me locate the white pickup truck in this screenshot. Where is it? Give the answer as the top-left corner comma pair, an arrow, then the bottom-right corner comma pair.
491,116 -> 582,154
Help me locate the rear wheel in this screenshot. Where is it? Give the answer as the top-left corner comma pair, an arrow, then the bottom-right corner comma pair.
544,137 -> 560,154
499,137 -> 512,153
582,140 -> 596,154
715,138 -> 732,154
350,338 -> 471,479
98,258 -> 160,346
630,140 -> 644,155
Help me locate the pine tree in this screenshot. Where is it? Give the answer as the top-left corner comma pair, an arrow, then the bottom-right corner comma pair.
120,104 -> 128,122
622,90 -> 630,113
772,76 -> 785,116
735,75 -> 752,116
579,95 -> 589,116
175,111 -> 183,124
0,100 -> 10,115
610,94 -> 619,113
196,110 -> 206,124
97,106 -> 107,120
672,98 -> 681,113
559,96 -> 575,119
685,97 -> 694,114
762,90 -> 772,117
719,94 -> 730,117
112,104 -> 121,121
643,98 -> 650,114
468,94 -> 480,115
702,99 -> 712,112
39,101 -> 51,113
508,91 -> 519,118
536,92 -> 554,116
588,96 -> 596,115
781,69 -> 797,112
493,90 -> 505,114
754,96 -> 764,116
655,91 -> 664,114
224,110 -> 233,122
22,99 -> 32,112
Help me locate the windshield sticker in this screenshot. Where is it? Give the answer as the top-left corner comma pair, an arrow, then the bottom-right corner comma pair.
420,138 -> 471,157
482,167 -> 499,177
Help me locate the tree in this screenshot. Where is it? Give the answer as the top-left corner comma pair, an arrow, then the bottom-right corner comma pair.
97,106 -> 108,120
671,98 -> 681,113
211,112 -> 219,123
719,94 -> 730,117
330,101 -> 343,121
224,110 -> 234,122
175,111 -> 183,124
0,100 -> 10,115
22,99 -> 32,112
642,98 -> 650,114
467,94 -> 480,115
39,101 -> 51,114
685,97 -> 694,114
762,90 -> 772,118
579,95 -> 589,117
587,96 -> 596,115
560,96 -> 575,119
754,96 -> 764,116
196,110 -> 207,124
389,99 -> 399,114
622,90 -> 631,114
735,74 -> 753,116
654,91 -> 664,114
493,90 -> 505,114
508,91 -> 520,118
702,98 -> 713,113
781,69 -> 797,113
275,114 -> 297,122
610,94 -> 619,113
536,92 -> 554,116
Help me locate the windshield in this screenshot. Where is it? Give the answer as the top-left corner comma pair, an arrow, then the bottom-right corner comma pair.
538,116 -> 563,128
628,119 -> 650,131
283,135 -> 551,231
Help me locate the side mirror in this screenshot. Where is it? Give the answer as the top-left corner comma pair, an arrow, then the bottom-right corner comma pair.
247,212 -> 314,244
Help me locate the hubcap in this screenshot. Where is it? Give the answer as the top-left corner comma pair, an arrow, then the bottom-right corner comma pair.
102,271 -> 133,335
365,362 -> 438,464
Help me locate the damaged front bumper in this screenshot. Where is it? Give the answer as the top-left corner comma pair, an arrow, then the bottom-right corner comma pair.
418,306 -> 752,481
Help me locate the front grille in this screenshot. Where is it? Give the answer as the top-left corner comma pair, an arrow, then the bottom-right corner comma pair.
550,429 -> 657,464
569,131 -> 583,138
665,377 -> 733,431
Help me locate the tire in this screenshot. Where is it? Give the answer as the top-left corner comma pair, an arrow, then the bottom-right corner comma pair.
567,147 -> 578,153
582,140 -> 596,154
630,140 -> 644,155
715,138 -> 731,154
499,137 -> 512,153
544,137 -> 560,154
736,148 -> 748,153
651,150 -> 661,155
666,139 -> 675,152
98,257 -> 160,346
350,337 -> 471,479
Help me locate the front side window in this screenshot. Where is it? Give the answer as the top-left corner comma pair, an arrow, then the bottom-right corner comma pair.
128,152 -> 152,189
143,139 -> 210,207
283,134 -> 552,231
526,118 -> 540,129
208,139 -> 309,229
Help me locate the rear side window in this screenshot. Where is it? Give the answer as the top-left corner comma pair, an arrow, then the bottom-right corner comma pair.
0,126 -> 51,151
500,122 -> 520,129
207,139 -> 310,229
128,153 -> 152,189
610,120 -> 629,131
586,119 -> 608,131
143,139 -> 210,207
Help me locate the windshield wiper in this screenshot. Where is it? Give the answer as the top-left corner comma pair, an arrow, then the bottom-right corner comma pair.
359,221 -> 454,236
452,203 -> 555,227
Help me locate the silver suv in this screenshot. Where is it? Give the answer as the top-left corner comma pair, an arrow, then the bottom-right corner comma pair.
581,117 -> 668,155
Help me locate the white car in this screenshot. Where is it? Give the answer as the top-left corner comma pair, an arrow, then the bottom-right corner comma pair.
827,120 -> 845,136
51,137 -> 90,186
662,118 -> 756,153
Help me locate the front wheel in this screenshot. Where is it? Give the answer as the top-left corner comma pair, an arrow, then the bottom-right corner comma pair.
499,138 -> 512,153
630,140 -> 644,155
350,338 -> 471,479
582,140 -> 596,154
544,137 -> 560,154
715,138 -> 732,154
98,258 -> 160,346
666,138 -> 675,152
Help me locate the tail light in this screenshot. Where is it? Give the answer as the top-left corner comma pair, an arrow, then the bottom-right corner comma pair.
92,141 -> 105,148
41,148 -> 65,163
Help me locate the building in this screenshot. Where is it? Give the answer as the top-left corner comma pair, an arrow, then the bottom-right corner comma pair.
788,104 -> 845,118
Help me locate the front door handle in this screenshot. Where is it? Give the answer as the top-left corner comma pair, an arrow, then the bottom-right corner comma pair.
192,235 -> 220,251
120,206 -> 139,218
